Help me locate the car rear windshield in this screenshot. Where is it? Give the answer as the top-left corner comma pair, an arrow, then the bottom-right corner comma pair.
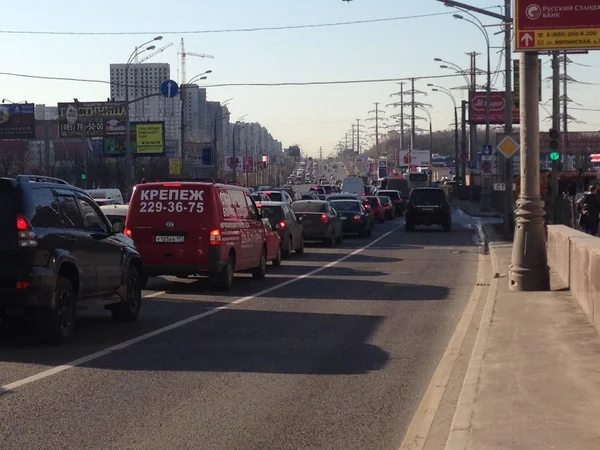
330,200 -> 360,212
265,192 -> 283,202
0,182 -> 18,249
378,191 -> 400,200
292,202 -> 327,213
367,197 -> 379,206
379,196 -> 391,205
261,205 -> 284,221
410,189 -> 447,204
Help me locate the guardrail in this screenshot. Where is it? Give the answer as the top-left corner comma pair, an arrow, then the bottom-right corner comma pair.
547,225 -> 600,332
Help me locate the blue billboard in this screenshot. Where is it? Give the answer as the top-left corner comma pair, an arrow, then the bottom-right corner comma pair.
0,103 -> 35,139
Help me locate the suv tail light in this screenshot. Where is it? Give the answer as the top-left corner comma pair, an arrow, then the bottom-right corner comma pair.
277,221 -> 287,229
209,229 -> 222,245
124,228 -> 133,237
320,214 -> 329,224
16,214 -> 38,247
353,214 -> 361,221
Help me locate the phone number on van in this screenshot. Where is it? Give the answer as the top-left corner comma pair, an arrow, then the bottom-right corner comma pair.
139,201 -> 204,213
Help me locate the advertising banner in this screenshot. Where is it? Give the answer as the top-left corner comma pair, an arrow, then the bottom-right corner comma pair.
0,103 -> 35,139
244,156 -> 254,172
58,101 -> 125,138
398,150 -> 431,168
469,91 -> 521,125
103,122 -> 165,157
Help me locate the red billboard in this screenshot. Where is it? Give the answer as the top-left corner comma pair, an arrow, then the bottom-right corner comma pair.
469,91 -> 520,125
515,0 -> 600,51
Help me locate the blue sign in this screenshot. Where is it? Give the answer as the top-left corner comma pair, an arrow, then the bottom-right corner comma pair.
378,167 -> 387,178
468,161 -> 476,169
482,144 -> 493,155
160,79 -> 179,98
0,103 -> 35,139
378,160 -> 387,168
202,147 -> 212,165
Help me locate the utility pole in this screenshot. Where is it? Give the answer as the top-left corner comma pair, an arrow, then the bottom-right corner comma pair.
319,146 -> 323,161
551,52 -> 561,224
367,102 -> 386,161
356,119 -> 361,154
562,52 -> 570,174
461,100 -> 468,185
468,51 -> 480,186
503,0 -> 514,234
351,124 -> 355,152
410,78 -> 416,156
388,82 -> 407,167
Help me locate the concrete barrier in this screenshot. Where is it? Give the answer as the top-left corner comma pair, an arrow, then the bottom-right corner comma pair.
546,225 -> 600,332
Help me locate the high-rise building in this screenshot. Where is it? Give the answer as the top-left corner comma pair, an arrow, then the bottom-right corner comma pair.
109,63 -> 180,157
181,84 -> 208,142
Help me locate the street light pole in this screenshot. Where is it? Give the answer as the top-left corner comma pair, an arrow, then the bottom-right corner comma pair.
430,85 -> 459,183
232,115 -> 247,185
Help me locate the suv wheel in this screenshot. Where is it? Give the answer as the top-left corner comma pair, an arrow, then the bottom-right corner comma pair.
112,266 -> 142,322
252,249 -> 267,280
295,236 -> 305,254
45,277 -> 76,343
272,247 -> 282,267
443,221 -> 452,232
283,237 -> 292,258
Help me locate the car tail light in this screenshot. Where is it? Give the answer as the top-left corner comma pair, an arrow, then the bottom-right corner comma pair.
124,228 -> 133,237
277,221 -> 287,229
16,281 -> 31,289
353,214 -> 361,221
364,204 -> 371,210
255,202 -> 262,208
16,214 -> 37,248
209,229 -> 222,245
320,214 -> 329,224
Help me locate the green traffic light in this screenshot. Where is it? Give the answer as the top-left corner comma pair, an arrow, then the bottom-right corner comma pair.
81,174 -> 87,180
549,151 -> 560,161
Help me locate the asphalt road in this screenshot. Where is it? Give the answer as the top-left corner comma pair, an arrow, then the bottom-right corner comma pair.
0,206 -> 490,450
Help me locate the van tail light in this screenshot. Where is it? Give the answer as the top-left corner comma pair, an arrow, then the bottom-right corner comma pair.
209,229 -> 222,245
353,214 -> 361,221
16,214 -> 37,248
163,182 -> 182,187
124,228 -> 133,237
16,281 -> 31,289
320,214 -> 329,224
277,221 -> 287,229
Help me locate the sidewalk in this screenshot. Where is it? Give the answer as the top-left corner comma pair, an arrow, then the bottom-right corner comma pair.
453,199 -> 503,218
445,229 -> 600,449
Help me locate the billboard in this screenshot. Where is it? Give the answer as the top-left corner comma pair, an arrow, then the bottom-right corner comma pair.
58,101 -> 125,138
103,122 -> 165,157
398,150 -> 431,168
0,103 -> 35,139
469,91 -> 521,125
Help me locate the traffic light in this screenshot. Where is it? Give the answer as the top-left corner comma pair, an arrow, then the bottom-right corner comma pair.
548,128 -> 560,161
79,165 -> 87,181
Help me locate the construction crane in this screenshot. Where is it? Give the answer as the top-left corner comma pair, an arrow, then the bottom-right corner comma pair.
136,42 -> 174,64
178,38 -> 214,85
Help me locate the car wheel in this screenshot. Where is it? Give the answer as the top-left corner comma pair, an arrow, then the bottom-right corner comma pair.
443,221 -> 452,232
272,247 -> 282,266
252,249 -> 267,280
214,255 -> 234,291
358,229 -> 366,238
111,266 -> 142,322
405,221 -> 414,231
336,232 -> 343,245
44,277 -> 76,344
367,225 -> 373,237
282,237 -> 292,258
295,236 -> 305,254
325,235 -> 335,247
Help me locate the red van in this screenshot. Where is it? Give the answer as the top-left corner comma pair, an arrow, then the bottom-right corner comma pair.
125,181 -> 267,290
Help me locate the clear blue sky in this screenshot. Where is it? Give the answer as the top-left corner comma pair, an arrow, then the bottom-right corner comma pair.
3,0 -> 600,157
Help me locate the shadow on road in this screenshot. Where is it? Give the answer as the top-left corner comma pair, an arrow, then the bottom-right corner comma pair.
0,308 -> 389,376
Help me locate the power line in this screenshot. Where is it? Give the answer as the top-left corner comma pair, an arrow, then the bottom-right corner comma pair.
0,8 -> 503,36
0,70 -> 499,88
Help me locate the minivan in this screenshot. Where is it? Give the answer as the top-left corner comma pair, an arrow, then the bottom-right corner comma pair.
126,182 -> 267,290
341,177 -> 366,196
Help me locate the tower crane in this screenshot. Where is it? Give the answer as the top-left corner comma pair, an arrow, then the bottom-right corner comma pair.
137,42 -> 174,63
178,38 -> 214,84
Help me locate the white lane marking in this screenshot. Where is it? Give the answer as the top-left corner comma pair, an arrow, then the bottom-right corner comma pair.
144,291 -> 166,298
398,252 -> 487,450
0,221 -> 405,395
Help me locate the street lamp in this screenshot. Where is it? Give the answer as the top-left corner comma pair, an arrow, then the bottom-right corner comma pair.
124,36 -> 163,191
430,85 -> 461,184
1,99 -> 27,104
436,58 -> 472,88
417,105 -> 433,153
232,115 -> 247,185
453,13 -> 491,147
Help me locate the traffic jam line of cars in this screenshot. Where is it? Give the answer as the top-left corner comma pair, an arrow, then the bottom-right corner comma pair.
0,172 -> 407,345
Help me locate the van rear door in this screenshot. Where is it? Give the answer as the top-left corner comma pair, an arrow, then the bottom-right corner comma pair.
126,182 -> 214,275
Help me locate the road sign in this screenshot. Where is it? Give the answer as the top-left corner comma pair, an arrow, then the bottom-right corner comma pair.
468,161 -> 476,169
482,144 -> 493,155
160,79 -> 179,98
515,0 -> 600,52
497,135 -> 520,159
494,183 -> 506,191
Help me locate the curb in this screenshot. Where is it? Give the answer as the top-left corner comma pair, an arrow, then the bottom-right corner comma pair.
444,226 -> 504,450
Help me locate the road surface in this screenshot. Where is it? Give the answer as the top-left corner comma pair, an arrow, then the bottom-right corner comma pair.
0,206 -> 494,450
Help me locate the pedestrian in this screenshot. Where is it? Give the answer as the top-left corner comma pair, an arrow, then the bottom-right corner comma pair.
576,182 -> 600,235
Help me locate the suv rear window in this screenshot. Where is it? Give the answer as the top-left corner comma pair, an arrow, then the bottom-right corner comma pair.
292,202 -> 327,213
261,205 -> 284,222
410,189 -> 447,204
378,191 -> 400,200
265,192 -> 283,202
23,187 -> 61,228
329,200 -> 360,212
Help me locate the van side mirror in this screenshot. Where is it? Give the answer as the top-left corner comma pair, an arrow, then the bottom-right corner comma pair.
112,220 -> 125,233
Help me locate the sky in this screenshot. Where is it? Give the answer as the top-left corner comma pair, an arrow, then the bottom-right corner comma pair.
3,0 -> 600,157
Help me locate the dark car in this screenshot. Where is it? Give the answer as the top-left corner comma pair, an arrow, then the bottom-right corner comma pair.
300,191 -> 319,200
329,199 -> 373,238
291,200 -> 342,247
258,201 -> 305,257
0,175 -> 144,343
405,187 -> 452,232
376,190 -> 404,216
251,192 -> 270,206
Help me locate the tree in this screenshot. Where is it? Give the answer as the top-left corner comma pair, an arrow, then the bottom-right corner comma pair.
0,146 -> 28,177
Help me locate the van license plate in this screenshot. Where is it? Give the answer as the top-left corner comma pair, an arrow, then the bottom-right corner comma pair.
155,235 -> 185,243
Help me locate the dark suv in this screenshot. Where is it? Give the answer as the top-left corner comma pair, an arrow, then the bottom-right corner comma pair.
405,187 -> 452,231
0,175 -> 145,343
